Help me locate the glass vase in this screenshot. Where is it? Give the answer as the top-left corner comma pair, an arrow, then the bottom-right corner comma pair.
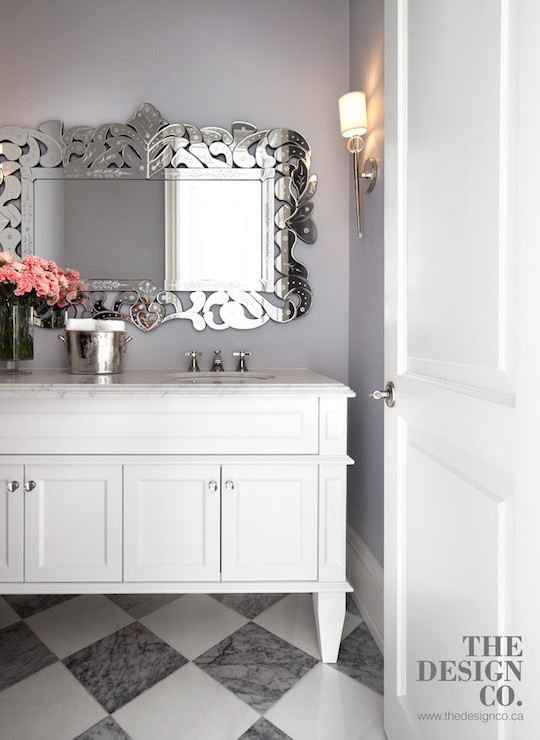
0,303 -> 34,371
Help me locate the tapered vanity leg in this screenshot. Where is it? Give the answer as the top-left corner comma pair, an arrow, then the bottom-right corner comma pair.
312,591 -> 346,663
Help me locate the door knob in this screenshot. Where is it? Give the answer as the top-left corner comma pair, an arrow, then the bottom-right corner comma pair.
6,481 -> 20,493
224,480 -> 235,491
24,480 -> 37,492
208,481 -> 218,492
369,381 -> 395,408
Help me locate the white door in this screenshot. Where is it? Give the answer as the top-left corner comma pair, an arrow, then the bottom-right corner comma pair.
124,464 -> 221,581
384,1 -> 539,738
0,464 -> 23,581
25,462 -> 123,582
221,464 -> 318,581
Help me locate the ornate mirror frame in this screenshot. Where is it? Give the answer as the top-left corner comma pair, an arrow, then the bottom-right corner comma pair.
0,103 -> 317,331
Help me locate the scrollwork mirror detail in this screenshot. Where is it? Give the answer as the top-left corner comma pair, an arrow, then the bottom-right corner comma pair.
0,103 -> 317,330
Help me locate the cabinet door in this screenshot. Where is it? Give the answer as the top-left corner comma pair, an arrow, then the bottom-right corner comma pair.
124,464 -> 220,581
221,464 -> 318,581
0,465 -> 24,582
25,463 -> 122,582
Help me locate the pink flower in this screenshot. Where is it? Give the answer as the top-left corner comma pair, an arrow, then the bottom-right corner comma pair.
22,255 -> 50,270
0,255 -> 85,307
0,252 -> 15,266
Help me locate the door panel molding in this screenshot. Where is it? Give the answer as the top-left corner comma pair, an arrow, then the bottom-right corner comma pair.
395,426 -> 509,735
407,426 -> 514,503
402,370 -> 515,407
397,0 -> 517,401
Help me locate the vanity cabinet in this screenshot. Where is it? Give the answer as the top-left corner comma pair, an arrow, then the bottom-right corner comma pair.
123,464 -> 221,582
0,462 -> 122,583
0,464 -> 23,581
0,369 -> 354,662
124,462 -> 318,583
220,463 -> 318,581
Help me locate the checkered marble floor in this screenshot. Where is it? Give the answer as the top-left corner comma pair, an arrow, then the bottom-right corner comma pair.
0,592 -> 384,740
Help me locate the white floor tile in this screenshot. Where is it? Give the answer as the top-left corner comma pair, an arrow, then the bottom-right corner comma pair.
25,594 -> 133,659
254,593 -> 321,658
265,663 -> 384,740
113,662 -> 259,740
0,662 -> 106,740
140,593 -> 248,660
254,593 -> 363,661
0,595 -> 20,629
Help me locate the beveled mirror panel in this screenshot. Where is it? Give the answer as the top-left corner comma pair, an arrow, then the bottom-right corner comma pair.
164,168 -> 275,292
0,103 -> 317,331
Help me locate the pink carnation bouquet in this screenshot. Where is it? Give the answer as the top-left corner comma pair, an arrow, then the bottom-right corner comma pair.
0,252 -> 85,364
0,252 -> 85,307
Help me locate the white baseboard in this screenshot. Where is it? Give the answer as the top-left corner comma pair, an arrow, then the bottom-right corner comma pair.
346,524 -> 384,653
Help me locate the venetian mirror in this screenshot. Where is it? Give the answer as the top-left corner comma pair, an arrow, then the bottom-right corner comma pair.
0,103 -> 317,330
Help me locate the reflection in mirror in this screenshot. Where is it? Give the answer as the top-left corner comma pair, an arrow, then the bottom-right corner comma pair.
34,179 -> 165,284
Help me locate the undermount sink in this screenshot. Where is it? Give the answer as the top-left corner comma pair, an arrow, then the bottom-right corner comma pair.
166,371 -> 275,384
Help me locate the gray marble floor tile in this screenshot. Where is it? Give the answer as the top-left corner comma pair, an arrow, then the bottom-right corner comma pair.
239,717 -> 293,739
0,596 -> 20,629
3,594 -> 78,619
210,593 -> 287,619
346,592 -> 361,616
333,622 -> 384,695
194,621 -> 317,712
75,716 -> 132,739
105,593 -> 183,620
64,622 -> 188,713
0,621 -> 57,691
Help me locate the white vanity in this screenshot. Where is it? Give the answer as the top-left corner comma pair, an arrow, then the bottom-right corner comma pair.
0,368 -> 354,662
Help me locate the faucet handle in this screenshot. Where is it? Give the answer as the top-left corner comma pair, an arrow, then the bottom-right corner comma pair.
233,350 -> 251,372
185,350 -> 202,372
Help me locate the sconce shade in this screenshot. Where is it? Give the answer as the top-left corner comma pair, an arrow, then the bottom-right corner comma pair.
339,91 -> 367,137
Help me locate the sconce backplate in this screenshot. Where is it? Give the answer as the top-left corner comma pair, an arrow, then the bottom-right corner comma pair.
362,157 -> 378,193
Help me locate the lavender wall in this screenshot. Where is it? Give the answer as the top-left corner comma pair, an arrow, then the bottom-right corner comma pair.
347,0 -> 385,565
3,0 -> 385,567
2,0 -> 351,381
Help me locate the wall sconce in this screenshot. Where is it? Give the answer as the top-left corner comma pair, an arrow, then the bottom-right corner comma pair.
339,91 -> 377,238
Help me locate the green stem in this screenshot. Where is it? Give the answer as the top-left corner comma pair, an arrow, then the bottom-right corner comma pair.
0,302 -> 34,361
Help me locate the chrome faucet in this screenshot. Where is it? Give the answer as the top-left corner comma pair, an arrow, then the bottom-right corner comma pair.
211,350 -> 224,372
185,350 -> 202,372
233,350 -> 251,372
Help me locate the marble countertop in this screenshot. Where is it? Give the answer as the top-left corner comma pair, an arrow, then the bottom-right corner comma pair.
0,368 -> 355,397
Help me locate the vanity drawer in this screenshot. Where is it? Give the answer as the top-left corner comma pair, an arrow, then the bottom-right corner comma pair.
1,396 -> 320,455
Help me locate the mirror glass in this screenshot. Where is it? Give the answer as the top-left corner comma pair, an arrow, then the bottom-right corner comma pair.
164,169 -> 274,292
34,178 -> 165,283
33,168 -> 274,292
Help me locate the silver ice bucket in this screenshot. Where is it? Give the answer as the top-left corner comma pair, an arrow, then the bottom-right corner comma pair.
59,331 -> 132,374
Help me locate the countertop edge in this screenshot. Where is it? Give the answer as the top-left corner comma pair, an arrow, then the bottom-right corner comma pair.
0,368 -> 356,398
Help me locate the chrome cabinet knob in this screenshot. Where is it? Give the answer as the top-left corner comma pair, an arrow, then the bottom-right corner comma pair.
24,480 -> 37,492
6,481 -> 20,493
369,381 -> 396,408
208,481 -> 218,492
224,480 -> 235,492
